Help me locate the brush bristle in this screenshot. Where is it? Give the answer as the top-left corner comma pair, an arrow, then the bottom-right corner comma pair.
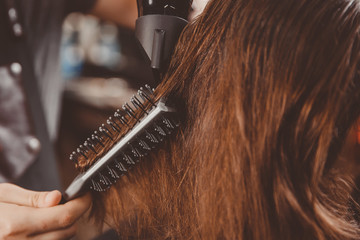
68,85 -> 178,192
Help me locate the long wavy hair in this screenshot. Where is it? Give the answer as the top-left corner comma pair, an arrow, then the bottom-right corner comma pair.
83,0 -> 360,239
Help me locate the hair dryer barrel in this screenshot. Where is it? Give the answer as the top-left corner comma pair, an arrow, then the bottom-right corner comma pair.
137,0 -> 192,19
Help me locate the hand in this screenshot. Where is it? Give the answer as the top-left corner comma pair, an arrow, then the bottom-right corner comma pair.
0,183 -> 91,240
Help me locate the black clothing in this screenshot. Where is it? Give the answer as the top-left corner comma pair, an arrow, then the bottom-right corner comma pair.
0,0 -> 96,190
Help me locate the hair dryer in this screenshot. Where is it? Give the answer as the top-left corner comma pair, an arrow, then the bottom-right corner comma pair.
135,0 -> 192,83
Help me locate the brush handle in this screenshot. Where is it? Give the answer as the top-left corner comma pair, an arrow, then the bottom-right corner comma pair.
59,195 -> 67,204
61,172 -> 88,203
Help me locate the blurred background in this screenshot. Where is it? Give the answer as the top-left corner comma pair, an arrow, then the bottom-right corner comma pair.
57,13 -> 153,239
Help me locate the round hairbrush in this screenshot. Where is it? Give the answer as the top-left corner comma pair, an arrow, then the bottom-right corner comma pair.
61,85 -> 179,202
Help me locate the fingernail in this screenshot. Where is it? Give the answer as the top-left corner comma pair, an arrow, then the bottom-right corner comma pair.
45,192 -> 53,206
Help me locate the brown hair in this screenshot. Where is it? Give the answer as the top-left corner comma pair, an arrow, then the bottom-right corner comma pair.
84,0 -> 360,239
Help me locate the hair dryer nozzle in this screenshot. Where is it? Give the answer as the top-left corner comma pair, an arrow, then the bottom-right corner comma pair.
135,0 -> 192,84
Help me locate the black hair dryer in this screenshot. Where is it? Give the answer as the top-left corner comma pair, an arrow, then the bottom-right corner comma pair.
135,0 -> 192,83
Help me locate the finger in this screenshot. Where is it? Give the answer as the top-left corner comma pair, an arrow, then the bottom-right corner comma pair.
24,194 -> 91,234
29,224 -> 77,240
0,183 -> 61,208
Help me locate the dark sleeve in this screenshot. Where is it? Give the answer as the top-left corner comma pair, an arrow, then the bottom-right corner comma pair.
65,0 -> 97,15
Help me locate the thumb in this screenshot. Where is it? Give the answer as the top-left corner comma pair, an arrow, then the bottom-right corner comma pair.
0,183 -> 62,207
29,190 -> 62,207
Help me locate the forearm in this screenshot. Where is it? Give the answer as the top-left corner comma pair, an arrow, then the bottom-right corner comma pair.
90,0 -> 137,29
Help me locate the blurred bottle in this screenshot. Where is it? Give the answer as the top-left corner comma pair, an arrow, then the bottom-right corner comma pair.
61,30 -> 85,80
88,22 -> 122,69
